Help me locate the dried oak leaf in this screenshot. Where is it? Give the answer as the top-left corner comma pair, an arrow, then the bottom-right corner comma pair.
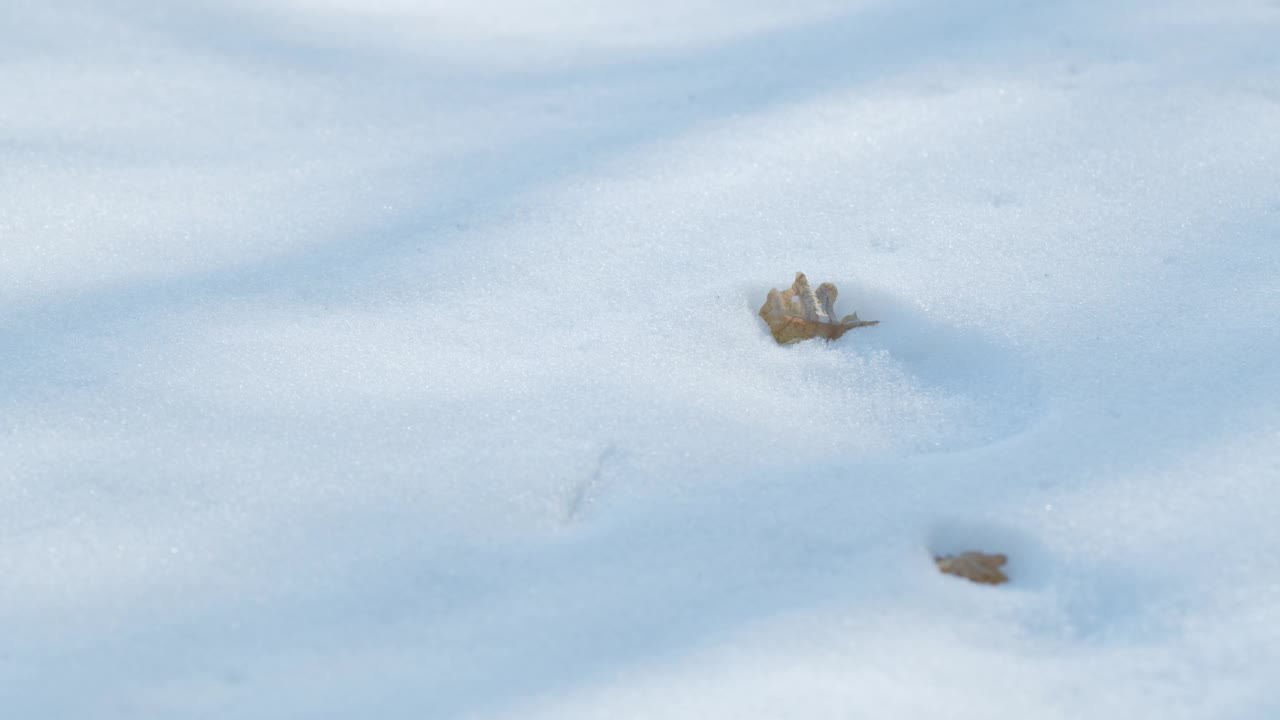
758,272 -> 878,345
935,551 -> 1009,585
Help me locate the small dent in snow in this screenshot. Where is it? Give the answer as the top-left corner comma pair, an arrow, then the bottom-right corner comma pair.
560,445 -> 617,525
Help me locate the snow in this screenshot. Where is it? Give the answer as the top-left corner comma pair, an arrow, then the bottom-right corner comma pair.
2,0 -> 1279,716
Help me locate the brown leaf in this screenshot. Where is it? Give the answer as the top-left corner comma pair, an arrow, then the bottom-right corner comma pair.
935,551 -> 1009,585
758,272 -> 878,344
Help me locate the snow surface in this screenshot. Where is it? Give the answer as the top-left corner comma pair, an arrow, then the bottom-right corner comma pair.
3,0 -> 1280,717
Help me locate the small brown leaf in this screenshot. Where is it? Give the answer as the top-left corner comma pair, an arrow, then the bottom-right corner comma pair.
759,272 -> 878,344
935,551 -> 1009,585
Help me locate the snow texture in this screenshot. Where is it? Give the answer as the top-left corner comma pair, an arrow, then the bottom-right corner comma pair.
2,0 -> 1279,717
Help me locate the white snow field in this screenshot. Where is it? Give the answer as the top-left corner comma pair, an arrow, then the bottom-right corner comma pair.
3,0 -> 1280,716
